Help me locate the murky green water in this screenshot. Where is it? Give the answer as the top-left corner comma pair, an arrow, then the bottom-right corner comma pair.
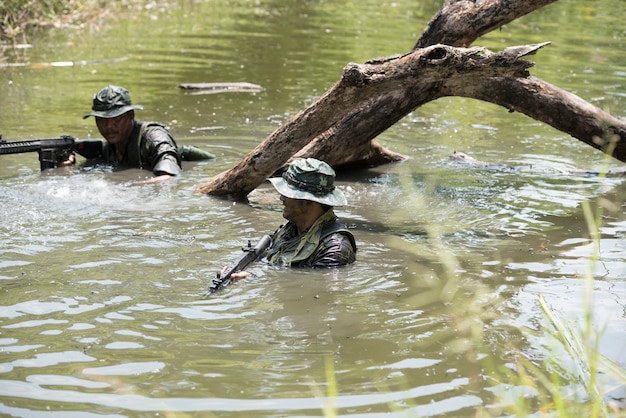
1,0 -> 625,416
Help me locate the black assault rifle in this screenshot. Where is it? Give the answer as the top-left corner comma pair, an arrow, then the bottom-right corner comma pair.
205,234 -> 272,296
0,134 -> 104,171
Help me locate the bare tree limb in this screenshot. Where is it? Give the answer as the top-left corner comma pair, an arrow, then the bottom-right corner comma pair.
198,44 -> 541,198
415,0 -> 558,49
198,0 -> 625,199
453,76 -> 626,160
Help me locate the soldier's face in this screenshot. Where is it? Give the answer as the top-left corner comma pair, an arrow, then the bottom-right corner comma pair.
95,111 -> 134,146
280,194 -> 310,223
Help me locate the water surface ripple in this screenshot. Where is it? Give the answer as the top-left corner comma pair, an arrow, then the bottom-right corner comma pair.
1,0 -> 625,416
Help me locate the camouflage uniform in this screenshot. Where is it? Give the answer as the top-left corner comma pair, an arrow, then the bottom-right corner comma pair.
100,121 -> 181,176
83,85 -> 182,176
266,208 -> 356,267
266,158 -> 357,267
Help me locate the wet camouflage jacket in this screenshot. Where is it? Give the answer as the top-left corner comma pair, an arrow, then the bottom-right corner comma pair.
101,121 -> 182,176
265,209 -> 357,268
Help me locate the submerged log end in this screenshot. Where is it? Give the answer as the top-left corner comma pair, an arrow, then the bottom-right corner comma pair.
197,149 -> 278,200
197,179 -> 250,201
197,174 -> 243,199
197,176 -> 224,196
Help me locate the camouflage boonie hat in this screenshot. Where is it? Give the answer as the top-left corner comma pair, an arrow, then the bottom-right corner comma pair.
269,158 -> 347,206
83,85 -> 143,119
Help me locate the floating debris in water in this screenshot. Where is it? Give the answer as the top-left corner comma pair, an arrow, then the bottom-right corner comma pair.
0,56 -> 128,69
177,82 -> 265,95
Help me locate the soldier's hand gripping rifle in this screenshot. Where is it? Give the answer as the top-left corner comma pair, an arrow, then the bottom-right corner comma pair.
205,234 -> 272,296
0,134 -> 104,171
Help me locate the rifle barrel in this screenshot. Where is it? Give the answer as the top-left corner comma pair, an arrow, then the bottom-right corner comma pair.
0,136 -> 103,170
205,234 -> 272,295
0,136 -> 76,155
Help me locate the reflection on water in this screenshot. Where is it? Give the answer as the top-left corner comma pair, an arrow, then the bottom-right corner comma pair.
0,0 -> 625,416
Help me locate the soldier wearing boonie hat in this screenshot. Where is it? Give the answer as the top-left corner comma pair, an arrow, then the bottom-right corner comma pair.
83,85 -> 144,119
263,158 -> 357,267
81,85 -> 182,182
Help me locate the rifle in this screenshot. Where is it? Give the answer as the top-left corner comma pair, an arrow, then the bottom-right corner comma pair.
0,134 -> 104,171
205,234 -> 272,295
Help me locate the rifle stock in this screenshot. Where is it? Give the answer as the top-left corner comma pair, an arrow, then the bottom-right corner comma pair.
0,135 -> 103,171
205,234 -> 272,295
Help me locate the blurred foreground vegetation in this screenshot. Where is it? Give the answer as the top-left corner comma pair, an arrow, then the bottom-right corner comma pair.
2,0 -> 93,43
0,0 -> 153,49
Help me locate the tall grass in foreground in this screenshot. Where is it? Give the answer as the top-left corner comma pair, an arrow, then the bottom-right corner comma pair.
496,191 -> 626,417
487,143 -> 625,415
313,147 -> 626,417
525,139 -> 626,416
419,151 -> 625,416
473,144 -> 625,416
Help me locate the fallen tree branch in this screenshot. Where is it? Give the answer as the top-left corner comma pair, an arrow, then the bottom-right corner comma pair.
198,0 -> 625,200
453,76 -> 626,160
415,0 -> 558,49
198,43 -> 542,198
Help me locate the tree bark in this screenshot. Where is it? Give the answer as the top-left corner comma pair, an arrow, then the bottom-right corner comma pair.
198,0 -> 625,199
198,43 -> 542,198
416,0 -> 626,161
453,76 -> 626,160
414,0 -> 558,49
